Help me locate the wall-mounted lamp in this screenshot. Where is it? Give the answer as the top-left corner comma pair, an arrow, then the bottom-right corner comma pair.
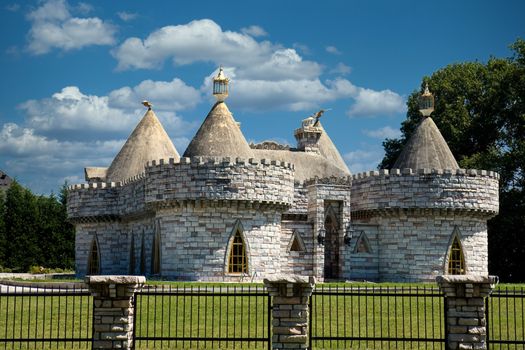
317,228 -> 326,245
344,227 -> 354,246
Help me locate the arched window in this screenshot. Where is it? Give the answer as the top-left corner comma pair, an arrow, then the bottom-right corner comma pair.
140,232 -> 146,275
227,222 -> 247,274
448,235 -> 465,275
87,236 -> 100,275
151,230 -> 161,275
129,234 -> 135,274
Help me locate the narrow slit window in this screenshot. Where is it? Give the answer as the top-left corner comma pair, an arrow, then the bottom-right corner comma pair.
448,236 -> 465,275
151,232 -> 161,275
228,230 -> 247,274
129,234 -> 135,274
87,237 -> 100,275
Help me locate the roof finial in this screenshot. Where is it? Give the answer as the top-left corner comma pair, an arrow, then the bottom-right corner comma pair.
213,66 -> 229,102
418,83 -> 434,117
142,100 -> 153,110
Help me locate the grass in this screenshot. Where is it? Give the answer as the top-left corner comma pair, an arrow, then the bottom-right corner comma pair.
0,283 -> 523,349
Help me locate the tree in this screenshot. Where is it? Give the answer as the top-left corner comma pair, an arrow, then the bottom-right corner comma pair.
380,39 -> 525,281
3,181 -> 41,271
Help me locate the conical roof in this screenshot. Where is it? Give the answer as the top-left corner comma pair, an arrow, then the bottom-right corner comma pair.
316,121 -> 350,173
183,101 -> 253,158
393,117 -> 459,170
106,109 -> 180,182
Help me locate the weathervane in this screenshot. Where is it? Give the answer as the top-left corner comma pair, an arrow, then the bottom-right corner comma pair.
142,100 -> 153,110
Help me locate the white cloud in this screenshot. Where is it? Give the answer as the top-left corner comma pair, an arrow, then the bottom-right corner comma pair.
108,78 -> 202,111
330,62 -> 351,75
19,86 -> 135,135
26,0 -> 116,54
347,88 -> 406,117
363,126 -> 401,139
343,147 -> 384,173
241,25 -> 267,37
326,46 -> 341,55
111,19 -> 321,81
19,80 -> 200,140
201,68 -> 357,111
117,11 -> 137,21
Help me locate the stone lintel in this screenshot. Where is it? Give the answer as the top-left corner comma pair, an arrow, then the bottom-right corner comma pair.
264,275 -> 315,298
436,275 -> 497,285
437,275 -> 497,298
85,275 -> 146,285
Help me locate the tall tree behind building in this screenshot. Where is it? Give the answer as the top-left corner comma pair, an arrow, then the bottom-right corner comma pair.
380,39 -> 525,281
1,181 -> 75,271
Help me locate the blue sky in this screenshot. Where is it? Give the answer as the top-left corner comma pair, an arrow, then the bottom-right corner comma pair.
0,0 -> 523,194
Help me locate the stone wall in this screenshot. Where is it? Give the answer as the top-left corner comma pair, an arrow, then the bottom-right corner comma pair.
155,203 -> 283,281
354,213 -> 488,282
351,169 -> 499,215
280,220 -> 314,276
145,156 -> 295,207
306,178 -> 351,281
68,156 -> 294,222
342,223 -> 379,281
75,218 -> 154,277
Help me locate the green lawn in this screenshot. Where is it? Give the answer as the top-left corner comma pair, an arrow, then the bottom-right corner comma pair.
0,283 -> 523,349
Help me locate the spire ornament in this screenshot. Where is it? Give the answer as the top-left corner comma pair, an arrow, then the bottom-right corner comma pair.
418,83 -> 434,117
212,67 -> 229,102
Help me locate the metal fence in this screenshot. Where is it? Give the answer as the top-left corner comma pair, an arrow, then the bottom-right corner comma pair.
487,286 -> 525,349
133,284 -> 271,349
309,285 -> 445,349
0,284 -> 92,350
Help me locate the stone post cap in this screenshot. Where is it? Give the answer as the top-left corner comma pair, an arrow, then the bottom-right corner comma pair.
85,275 -> 146,285
263,274 -> 315,285
436,275 -> 498,285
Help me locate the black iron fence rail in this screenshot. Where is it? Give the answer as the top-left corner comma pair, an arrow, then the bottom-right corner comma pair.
309,286 -> 445,349
0,284 -> 93,349
133,285 -> 271,349
487,286 -> 525,349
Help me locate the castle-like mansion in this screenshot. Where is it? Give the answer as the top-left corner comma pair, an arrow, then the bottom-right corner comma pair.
67,70 -> 499,282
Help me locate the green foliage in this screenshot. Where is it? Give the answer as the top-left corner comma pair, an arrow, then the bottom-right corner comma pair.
1,181 -> 75,272
380,39 -> 525,281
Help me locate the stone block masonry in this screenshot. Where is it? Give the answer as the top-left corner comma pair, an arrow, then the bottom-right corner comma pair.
86,275 -> 145,350
437,275 -> 496,350
264,275 -> 315,349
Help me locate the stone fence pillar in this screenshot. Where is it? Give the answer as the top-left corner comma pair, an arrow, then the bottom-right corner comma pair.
436,275 -> 497,350
85,275 -> 145,350
263,275 -> 315,349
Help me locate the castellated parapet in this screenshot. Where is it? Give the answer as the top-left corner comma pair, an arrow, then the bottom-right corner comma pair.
68,156 -> 295,222
351,168 -> 499,216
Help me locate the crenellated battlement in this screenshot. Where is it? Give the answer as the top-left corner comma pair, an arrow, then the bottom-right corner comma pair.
145,156 -> 295,171
144,156 -> 294,207
67,156 -> 295,221
351,168 -> 500,180
351,168 -> 499,217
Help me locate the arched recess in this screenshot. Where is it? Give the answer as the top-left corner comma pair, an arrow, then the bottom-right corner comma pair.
288,230 -> 306,253
87,235 -> 100,275
151,221 -> 161,275
445,227 -> 466,275
128,233 -> 135,274
324,205 -> 341,279
353,231 -> 372,254
225,220 -> 249,275
140,232 -> 146,275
